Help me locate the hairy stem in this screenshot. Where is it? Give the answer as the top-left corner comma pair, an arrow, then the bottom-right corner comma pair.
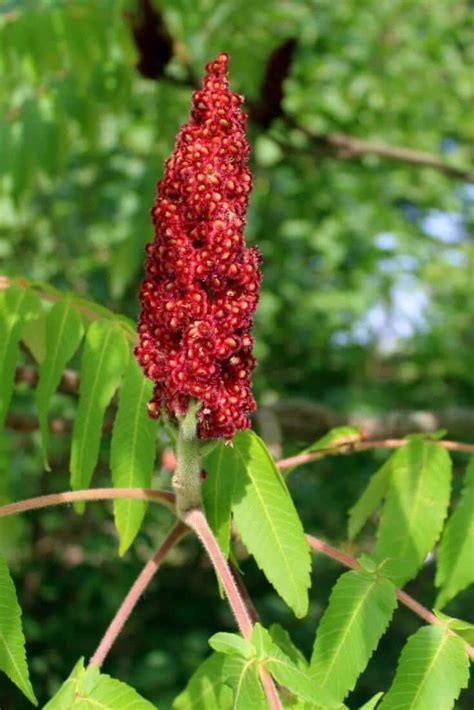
0,488 -> 176,518
306,533 -> 474,661
89,521 -> 187,668
173,400 -> 203,517
185,508 -> 282,708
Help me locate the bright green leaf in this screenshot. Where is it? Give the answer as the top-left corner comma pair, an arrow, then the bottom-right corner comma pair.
70,319 -> 129,511
268,624 -> 308,670
44,657 -> 156,708
435,457 -> 474,608
310,570 -> 397,703
222,654 -> 267,710
230,431 -> 311,618
307,426 -> 362,453
0,285 -> 41,428
375,440 -> 452,586
0,555 -> 37,705
172,652 -> 232,709
202,441 -> 235,557
111,356 -> 158,555
378,626 -> 469,710
209,632 -> 255,659
433,610 -> 474,644
358,692 -> 383,709
36,299 -> 84,469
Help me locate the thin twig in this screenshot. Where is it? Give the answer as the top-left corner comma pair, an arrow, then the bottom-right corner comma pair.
89,521 -> 188,667
277,438 -> 474,470
0,488 -> 176,518
305,533 -> 474,661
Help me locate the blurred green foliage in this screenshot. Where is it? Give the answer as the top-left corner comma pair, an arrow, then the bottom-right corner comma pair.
0,0 -> 473,707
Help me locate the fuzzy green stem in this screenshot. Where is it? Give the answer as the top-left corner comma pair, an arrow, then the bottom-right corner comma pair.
173,399 -> 203,517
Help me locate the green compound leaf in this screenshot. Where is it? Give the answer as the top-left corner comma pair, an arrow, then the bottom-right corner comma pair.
0,285 -> 41,428
378,626 -> 469,710
111,356 -> 158,555
310,570 -> 397,703
172,652 -> 232,709
435,457 -> 474,608
0,555 -> 37,705
43,657 -> 156,708
230,431 -> 311,618
70,319 -> 129,511
375,439 -> 452,586
348,455 -> 393,540
202,440 -> 235,557
35,299 -> 84,469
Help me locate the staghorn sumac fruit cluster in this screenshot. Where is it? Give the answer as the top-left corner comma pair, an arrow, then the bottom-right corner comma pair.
135,53 -> 261,439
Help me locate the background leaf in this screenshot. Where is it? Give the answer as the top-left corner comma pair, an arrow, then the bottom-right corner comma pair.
310,570 -> 397,703
0,285 -> 41,428
70,319 -> 129,511
230,431 -> 311,617
378,625 -> 470,710
35,299 -> 84,469
435,457 -> 474,608
111,356 -> 158,555
0,555 -> 37,705
374,440 -> 452,586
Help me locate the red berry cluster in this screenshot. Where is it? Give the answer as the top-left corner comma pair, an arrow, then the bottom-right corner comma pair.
135,53 -> 261,439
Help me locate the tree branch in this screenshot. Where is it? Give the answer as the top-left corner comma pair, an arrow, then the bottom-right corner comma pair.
281,118 -> 474,182
89,521 -> 188,667
0,487 -> 176,518
305,533 -> 474,661
278,437 -> 474,470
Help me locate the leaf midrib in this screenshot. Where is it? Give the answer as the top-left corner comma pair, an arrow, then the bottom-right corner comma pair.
409,631 -> 449,707
0,628 -> 32,699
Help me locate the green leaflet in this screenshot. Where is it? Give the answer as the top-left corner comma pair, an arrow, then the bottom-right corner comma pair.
358,692 -> 383,710
222,654 -> 267,710
374,439 -> 452,586
70,319 -> 129,512
111,356 -> 158,555
35,299 -> 84,469
230,431 -> 311,618
172,652 -> 233,709
202,440 -> 235,557
0,555 -> 37,705
435,457 -> 474,608
268,624 -> 308,670
209,632 -> 255,659
310,570 -> 397,703
378,626 -> 469,710
433,611 -> 474,644
348,455 -> 393,540
43,657 -> 156,709
0,285 -> 41,428
284,426 -> 362,475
